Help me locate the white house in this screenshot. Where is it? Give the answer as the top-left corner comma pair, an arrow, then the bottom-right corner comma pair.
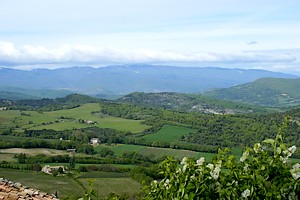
90,138 -> 100,145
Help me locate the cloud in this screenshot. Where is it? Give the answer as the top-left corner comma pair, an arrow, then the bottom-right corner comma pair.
247,41 -> 258,45
0,41 -> 298,70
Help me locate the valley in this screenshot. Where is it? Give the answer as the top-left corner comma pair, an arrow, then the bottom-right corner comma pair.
1,66 -> 300,199
1,92 -> 300,199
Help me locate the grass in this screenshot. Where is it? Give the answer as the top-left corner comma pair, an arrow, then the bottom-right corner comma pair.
74,163 -> 136,169
94,144 -> 147,156
141,125 -> 195,143
79,171 -> 130,178
140,147 -> 217,161
0,148 -> 69,156
94,143 -> 215,161
0,153 -> 16,162
0,168 -> 85,199
78,177 -> 141,198
0,103 -> 150,133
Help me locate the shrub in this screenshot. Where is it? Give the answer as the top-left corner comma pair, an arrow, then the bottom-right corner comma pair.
144,122 -> 300,199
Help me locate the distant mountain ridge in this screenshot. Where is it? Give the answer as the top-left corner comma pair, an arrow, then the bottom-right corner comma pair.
0,86 -> 72,100
203,77 -> 300,107
0,65 -> 298,95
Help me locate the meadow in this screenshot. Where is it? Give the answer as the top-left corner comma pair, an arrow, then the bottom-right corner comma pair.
0,167 -> 140,199
95,143 -> 216,161
0,168 -> 85,199
141,125 -> 195,143
78,177 -> 141,198
0,103 -> 150,133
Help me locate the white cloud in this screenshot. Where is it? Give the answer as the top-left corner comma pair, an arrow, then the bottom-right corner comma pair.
0,41 -> 300,71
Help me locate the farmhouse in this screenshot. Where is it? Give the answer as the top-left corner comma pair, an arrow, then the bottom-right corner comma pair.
86,120 -> 96,124
41,165 -> 66,175
90,138 -> 100,145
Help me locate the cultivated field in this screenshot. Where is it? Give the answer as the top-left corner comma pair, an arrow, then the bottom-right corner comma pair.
95,144 -> 216,161
141,125 -> 195,143
78,177 -> 141,198
0,103 -> 150,133
0,168 -> 85,199
0,153 -> 16,162
0,148 -> 69,156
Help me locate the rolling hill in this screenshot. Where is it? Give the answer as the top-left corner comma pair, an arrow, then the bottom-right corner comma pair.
203,78 -> 300,107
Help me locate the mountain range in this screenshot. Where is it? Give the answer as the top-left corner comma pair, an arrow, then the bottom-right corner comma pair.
0,64 -> 298,97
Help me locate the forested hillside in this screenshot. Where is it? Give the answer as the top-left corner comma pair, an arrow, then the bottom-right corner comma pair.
99,102 -> 300,155
2,94 -> 300,152
1,94 -> 102,111
204,78 -> 300,107
118,92 -> 269,114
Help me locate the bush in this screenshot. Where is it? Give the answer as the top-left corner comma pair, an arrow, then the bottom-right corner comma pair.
144,123 -> 300,199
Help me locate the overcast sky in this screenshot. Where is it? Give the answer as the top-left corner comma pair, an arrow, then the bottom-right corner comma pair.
0,0 -> 300,74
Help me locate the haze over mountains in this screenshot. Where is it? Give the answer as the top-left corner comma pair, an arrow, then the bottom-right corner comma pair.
0,65 -> 298,99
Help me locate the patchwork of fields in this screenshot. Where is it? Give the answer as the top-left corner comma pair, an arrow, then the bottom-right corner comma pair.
0,103 -> 224,199
0,103 -> 150,133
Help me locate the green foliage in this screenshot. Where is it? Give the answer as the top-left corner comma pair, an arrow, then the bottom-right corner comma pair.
84,180 -> 97,200
5,94 -> 100,111
69,156 -> 75,169
32,163 -> 42,172
15,153 -> 27,164
99,101 -> 300,154
144,125 -> 300,199
99,147 -> 115,157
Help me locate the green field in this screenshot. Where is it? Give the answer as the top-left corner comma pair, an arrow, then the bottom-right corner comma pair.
94,144 -> 147,156
95,144 -> 216,161
0,153 -> 16,162
0,168 -> 140,199
141,125 -> 195,143
0,168 -> 85,199
0,103 -> 150,133
78,177 -> 141,198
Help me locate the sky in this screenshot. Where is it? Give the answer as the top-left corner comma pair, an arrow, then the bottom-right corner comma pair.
0,0 -> 300,74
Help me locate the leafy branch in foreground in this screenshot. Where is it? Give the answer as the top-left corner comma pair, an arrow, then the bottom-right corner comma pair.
144,120 -> 300,199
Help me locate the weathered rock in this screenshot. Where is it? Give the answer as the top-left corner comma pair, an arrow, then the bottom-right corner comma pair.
0,178 -> 59,200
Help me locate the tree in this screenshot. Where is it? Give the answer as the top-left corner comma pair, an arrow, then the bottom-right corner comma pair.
32,163 -> 42,173
16,153 -> 27,164
58,166 -> 64,174
69,156 -> 75,169
99,147 -> 115,157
